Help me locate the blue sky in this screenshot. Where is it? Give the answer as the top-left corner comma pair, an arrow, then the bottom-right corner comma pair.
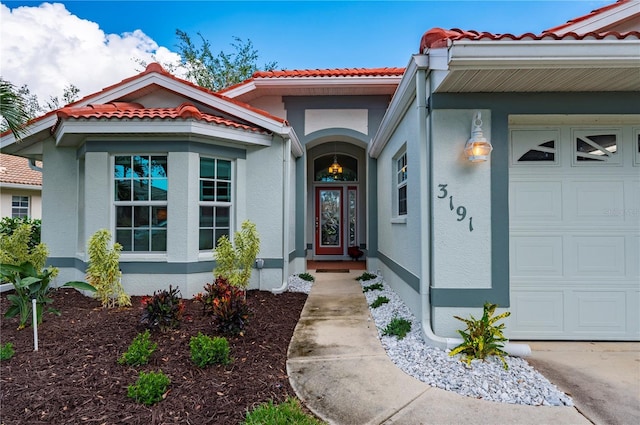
1,0 -> 613,102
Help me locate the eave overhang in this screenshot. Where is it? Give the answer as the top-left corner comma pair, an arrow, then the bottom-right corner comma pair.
431,37 -> 640,92
53,119 -> 274,149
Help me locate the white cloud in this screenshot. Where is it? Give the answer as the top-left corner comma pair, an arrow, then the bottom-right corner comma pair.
0,2 -> 183,108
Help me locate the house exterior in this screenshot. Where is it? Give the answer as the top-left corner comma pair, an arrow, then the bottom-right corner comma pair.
1,0 -> 638,342
0,153 -> 42,219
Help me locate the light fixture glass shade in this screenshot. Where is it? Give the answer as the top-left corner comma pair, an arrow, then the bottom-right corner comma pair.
329,155 -> 343,175
464,112 -> 493,162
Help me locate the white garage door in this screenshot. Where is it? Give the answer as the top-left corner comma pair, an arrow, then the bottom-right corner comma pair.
508,123 -> 639,340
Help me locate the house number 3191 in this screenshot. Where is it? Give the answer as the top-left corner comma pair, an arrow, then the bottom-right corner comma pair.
437,184 -> 474,232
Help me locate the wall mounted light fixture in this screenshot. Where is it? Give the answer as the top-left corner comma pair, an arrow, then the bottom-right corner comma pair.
464,112 -> 493,162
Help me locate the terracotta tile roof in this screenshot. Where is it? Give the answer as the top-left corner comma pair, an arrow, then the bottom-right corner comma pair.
544,0 -> 635,33
420,27 -> 640,51
55,102 -> 269,134
2,63 -> 287,138
251,68 -> 406,78
0,153 -> 42,186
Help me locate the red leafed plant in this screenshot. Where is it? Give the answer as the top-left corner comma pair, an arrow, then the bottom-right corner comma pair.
195,277 -> 250,336
140,285 -> 185,332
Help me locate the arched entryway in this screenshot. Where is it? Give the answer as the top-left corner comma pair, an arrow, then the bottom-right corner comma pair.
307,141 -> 366,260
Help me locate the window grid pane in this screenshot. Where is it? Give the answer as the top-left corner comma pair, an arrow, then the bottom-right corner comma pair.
199,157 -> 232,251
11,196 -> 29,218
114,155 -> 168,252
396,152 -> 407,216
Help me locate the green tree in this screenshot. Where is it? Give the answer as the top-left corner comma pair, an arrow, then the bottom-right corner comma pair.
140,31 -> 277,91
0,78 -> 31,139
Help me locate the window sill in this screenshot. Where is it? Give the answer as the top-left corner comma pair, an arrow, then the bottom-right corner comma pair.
119,253 -> 168,262
390,216 -> 407,224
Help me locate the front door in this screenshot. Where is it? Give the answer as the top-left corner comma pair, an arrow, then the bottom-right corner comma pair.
315,187 -> 343,255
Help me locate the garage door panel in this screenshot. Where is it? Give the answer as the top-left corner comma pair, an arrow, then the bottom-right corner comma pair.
511,236 -> 563,276
567,180 -> 625,222
510,181 -> 562,221
569,236 -> 626,277
569,291 -> 627,332
509,291 -> 564,332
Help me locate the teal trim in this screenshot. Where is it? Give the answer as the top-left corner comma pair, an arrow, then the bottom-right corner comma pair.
47,257 -> 284,274
430,288 -> 509,307
377,251 -> 420,293
368,157 -> 378,254
431,92 -> 640,114
288,250 -> 297,262
304,128 -> 368,145
80,140 -> 247,159
294,155 -> 306,258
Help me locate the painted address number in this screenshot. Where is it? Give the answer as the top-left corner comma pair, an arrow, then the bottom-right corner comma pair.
437,184 -> 474,232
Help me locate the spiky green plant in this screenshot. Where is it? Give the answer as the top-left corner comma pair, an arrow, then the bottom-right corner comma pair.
0,223 -> 50,279
449,302 -> 511,369
86,229 -> 130,308
214,220 -> 260,289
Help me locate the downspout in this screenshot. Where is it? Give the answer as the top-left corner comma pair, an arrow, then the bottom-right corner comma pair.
29,158 -> 43,173
417,62 -> 530,357
272,136 -> 291,294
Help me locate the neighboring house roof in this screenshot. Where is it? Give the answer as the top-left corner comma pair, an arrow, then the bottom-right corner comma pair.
54,102 -> 269,134
220,68 -> 405,103
0,153 -> 42,187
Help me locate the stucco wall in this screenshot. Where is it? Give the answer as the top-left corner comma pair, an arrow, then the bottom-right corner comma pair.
376,97 -> 422,316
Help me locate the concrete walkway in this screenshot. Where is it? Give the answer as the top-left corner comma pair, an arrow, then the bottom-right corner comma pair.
287,272 -> 590,425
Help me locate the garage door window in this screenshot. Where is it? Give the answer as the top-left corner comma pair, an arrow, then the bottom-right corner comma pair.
574,131 -> 620,164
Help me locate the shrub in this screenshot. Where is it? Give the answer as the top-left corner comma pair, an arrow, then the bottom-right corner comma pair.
85,229 -> 131,308
214,220 -> 260,289
0,342 -> 15,361
141,285 -> 185,332
297,272 -> 315,282
449,302 -> 511,369
363,283 -> 384,292
0,223 -> 49,278
370,296 -> 390,309
356,272 -> 377,281
0,262 -> 95,329
195,277 -> 251,336
0,217 -> 41,248
118,330 -> 157,366
243,397 -> 324,425
189,332 -> 231,368
382,316 -> 412,339
127,370 -> 170,406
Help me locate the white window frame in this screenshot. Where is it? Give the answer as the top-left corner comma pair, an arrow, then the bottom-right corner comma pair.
392,147 -> 408,222
113,154 -> 168,253
198,156 -> 233,252
11,195 -> 29,218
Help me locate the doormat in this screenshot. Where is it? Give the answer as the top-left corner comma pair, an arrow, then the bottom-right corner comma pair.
316,269 -> 350,273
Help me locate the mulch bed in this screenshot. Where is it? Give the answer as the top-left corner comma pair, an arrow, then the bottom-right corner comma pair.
0,288 -> 308,424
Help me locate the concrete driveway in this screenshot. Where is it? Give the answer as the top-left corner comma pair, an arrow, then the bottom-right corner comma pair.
524,341 -> 640,425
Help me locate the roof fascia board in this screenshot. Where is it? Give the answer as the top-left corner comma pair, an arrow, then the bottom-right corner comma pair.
54,120 -> 273,147
551,1 -> 640,33
222,76 -> 403,99
369,55 -> 425,158
0,115 -> 57,150
448,39 -> 640,68
0,182 -> 42,190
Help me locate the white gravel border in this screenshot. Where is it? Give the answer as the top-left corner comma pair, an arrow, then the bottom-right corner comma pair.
288,272 -> 573,406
